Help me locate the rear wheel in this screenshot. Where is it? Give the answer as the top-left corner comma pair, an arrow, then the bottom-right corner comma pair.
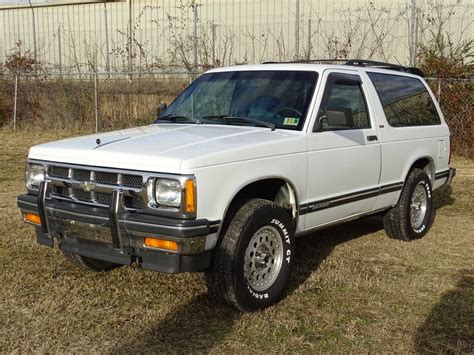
384,168 -> 435,241
205,199 -> 294,312
62,251 -> 120,271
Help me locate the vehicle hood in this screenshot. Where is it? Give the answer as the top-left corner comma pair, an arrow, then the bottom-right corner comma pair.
29,124 -> 305,173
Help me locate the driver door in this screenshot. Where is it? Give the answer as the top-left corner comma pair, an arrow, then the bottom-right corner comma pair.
304,71 -> 381,229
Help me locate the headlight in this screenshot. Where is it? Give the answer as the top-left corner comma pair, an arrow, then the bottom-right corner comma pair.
26,163 -> 45,189
154,179 -> 182,208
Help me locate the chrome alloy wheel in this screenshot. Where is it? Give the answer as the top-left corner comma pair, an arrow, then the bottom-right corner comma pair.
244,225 -> 284,292
410,182 -> 428,229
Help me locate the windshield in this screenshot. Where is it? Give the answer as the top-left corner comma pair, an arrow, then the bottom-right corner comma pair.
160,70 -> 318,130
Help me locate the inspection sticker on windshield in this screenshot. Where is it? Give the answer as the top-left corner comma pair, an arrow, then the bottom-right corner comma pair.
283,117 -> 300,126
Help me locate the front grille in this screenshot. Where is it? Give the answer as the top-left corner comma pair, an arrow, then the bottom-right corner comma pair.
72,188 -> 91,201
53,186 -> 69,197
95,191 -> 112,205
48,164 -> 146,210
124,196 -> 146,209
49,166 -> 69,178
73,169 -> 91,181
96,171 -> 118,185
122,174 -> 143,188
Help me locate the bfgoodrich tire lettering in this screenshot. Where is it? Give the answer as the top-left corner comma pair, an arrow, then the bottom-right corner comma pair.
205,199 -> 294,312
383,168 -> 435,241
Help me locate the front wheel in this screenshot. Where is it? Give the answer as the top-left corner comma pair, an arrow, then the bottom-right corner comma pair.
205,199 -> 294,312
383,168 -> 435,241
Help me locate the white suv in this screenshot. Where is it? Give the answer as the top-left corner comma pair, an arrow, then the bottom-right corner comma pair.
18,60 -> 456,312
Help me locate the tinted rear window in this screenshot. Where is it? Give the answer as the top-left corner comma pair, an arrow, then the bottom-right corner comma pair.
367,73 -> 441,127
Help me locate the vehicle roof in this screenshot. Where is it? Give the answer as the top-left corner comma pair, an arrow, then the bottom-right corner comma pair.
206,63 -> 423,79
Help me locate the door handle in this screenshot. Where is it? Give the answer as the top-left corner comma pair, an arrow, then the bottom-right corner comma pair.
367,135 -> 378,142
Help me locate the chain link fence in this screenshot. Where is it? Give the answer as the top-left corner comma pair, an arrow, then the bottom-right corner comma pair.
2,72 -> 191,131
1,72 -> 472,158
426,78 -> 474,158
0,0 -> 472,72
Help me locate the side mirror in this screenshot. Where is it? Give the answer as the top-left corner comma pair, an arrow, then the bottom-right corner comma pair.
313,108 -> 353,131
156,102 -> 168,119
313,115 -> 326,132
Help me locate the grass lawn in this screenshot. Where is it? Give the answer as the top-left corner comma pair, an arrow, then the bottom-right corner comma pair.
0,130 -> 472,353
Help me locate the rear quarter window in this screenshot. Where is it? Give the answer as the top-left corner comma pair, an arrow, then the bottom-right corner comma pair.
367,73 -> 441,127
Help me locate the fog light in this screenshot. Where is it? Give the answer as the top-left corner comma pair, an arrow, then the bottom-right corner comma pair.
23,213 -> 41,225
144,237 -> 179,252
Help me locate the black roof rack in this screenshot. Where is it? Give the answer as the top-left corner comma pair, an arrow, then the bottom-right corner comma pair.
345,59 -> 424,77
262,59 -> 347,65
262,58 -> 424,77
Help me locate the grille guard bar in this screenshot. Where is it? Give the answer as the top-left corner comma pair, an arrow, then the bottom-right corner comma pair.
38,180 -> 130,253
38,180 -> 50,235
109,189 -> 126,251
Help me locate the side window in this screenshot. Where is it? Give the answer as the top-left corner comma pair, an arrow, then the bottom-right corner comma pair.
318,74 -> 370,130
367,72 -> 441,127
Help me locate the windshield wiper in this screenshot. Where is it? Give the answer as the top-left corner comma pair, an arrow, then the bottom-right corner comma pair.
156,114 -> 203,125
203,115 -> 275,131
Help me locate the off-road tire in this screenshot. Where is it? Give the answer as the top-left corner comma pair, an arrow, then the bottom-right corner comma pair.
205,199 -> 294,312
62,251 -> 120,271
383,168 -> 435,241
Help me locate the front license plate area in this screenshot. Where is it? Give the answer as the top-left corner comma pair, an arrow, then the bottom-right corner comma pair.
57,219 -> 113,244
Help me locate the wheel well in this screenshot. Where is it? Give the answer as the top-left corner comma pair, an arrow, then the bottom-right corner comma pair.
219,178 -> 298,237
409,157 -> 434,182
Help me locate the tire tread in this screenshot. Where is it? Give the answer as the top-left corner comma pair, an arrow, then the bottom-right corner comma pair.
205,198 -> 288,312
383,168 -> 434,241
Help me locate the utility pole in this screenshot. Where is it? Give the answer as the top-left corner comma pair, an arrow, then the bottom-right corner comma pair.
58,26 -> 62,77
94,72 -> 99,132
307,19 -> 311,60
28,0 -> 37,75
211,22 -> 217,65
128,0 -> 133,78
13,74 -> 18,130
193,3 -> 199,73
104,0 -> 110,74
295,0 -> 300,60
409,0 -> 418,66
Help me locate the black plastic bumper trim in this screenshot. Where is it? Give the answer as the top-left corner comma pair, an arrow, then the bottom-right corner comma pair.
59,237 -> 133,266
136,249 -> 212,273
435,169 -> 450,180
34,228 -> 212,272
435,168 -> 456,184
35,226 -> 54,247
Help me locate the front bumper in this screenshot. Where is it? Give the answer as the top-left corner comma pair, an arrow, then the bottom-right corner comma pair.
17,182 -> 220,273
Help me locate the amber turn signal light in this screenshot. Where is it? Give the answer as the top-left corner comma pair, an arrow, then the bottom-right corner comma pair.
144,237 -> 179,252
185,179 -> 196,213
23,213 -> 41,225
